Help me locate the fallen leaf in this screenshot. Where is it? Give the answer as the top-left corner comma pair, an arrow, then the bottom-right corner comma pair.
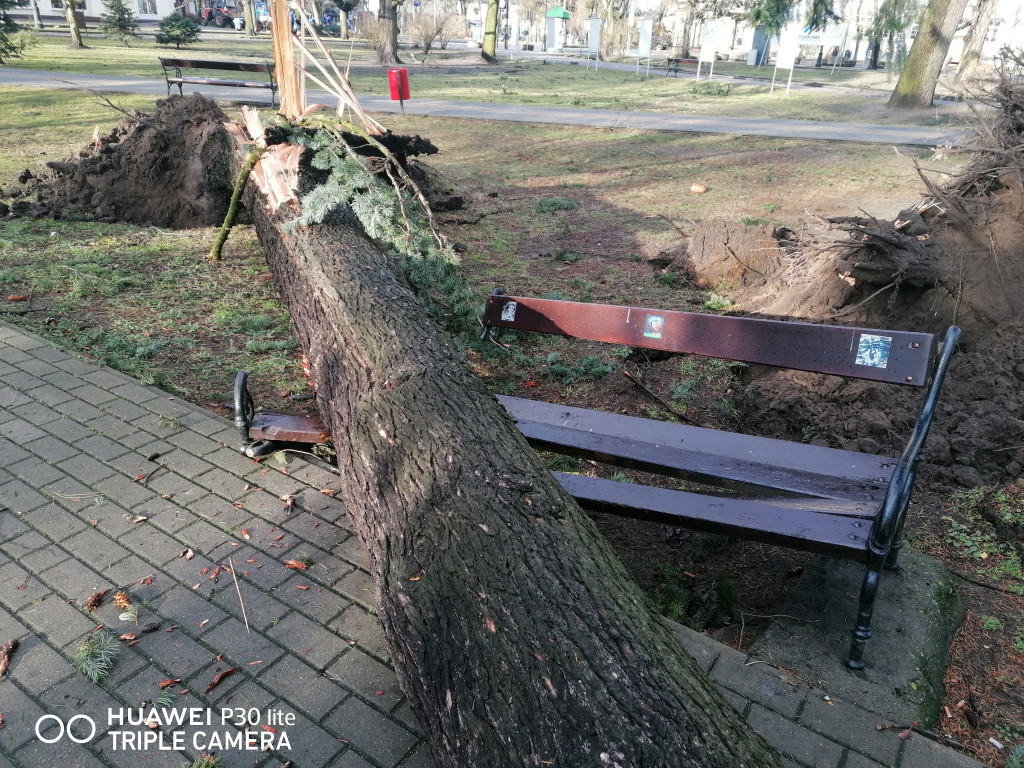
899,729 -> 912,740
165,626 -> 178,633
158,678 -> 180,689
119,633 -> 137,641
228,542 -> 241,547
125,514 -> 148,524
261,724 -> 277,733
408,576 -> 420,582
205,667 -> 237,693
181,549 -> 194,560
146,720 -> 159,729
295,585 -> 310,590
198,619 -> 210,627
201,568 -> 210,575
6,295 -> 29,302
524,381 -> 540,388
131,474 -> 147,483
0,713 -> 4,728
284,560 -> 308,570
240,529 -> 250,540
246,558 -> 258,563
273,534 -> 285,541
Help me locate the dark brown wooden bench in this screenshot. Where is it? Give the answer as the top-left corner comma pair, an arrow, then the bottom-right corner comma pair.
159,57 -> 278,106
232,293 -> 959,668
666,57 -> 697,75
479,293 -> 960,669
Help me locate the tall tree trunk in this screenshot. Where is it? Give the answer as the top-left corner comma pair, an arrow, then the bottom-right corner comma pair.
954,0 -> 995,82
242,0 -> 257,37
32,0 -> 43,29
64,0 -> 85,48
887,0 -> 969,108
481,0 -> 498,61
239,143 -> 783,768
377,0 -> 402,64
341,7 -> 349,37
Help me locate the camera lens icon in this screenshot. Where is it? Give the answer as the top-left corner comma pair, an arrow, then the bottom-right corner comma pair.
35,714 -> 97,744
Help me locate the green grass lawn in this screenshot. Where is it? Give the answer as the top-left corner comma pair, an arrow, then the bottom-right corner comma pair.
6,35 -> 969,127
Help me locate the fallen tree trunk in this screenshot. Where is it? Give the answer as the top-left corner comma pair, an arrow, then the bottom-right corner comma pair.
242,143 -> 782,768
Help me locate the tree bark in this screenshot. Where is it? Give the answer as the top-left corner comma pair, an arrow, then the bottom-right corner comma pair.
376,0 -> 402,64
64,0 -> 85,48
887,0 -> 969,108
240,145 -> 783,768
481,0 -> 498,61
954,0 -> 994,82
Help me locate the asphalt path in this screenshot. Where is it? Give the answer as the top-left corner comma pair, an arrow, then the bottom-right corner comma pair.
0,66 -> 964,146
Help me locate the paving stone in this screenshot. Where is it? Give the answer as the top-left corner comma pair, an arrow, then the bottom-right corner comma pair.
287,462 -> 340,490
191,494 -> 257,533
39,558 -> 111,599
899,735 -> 984,768
142,398 -> 193,418
330,606 -> 388,662
39,674 -> 123,738
177,412 -> 232,437
210,586 -> 289,633
98,742 -> 192,768
102,555 -> 174,602
19,595 -> 98,649
88,505 -> 150,539
82,414 -> 140,440
393,744 -> 438,768
179,520 -> 240,554
14,740 -> 109,768
798,693 -> 902,765
0,416 -> 50,445
43,477 -> 106,513
165,430 -> 222,457
389,700 -> 423,736
30,347 -> 70,364
3,531 -> 52,563
302,547 -> 355,586
205,447 -> 266,478
62,528 -> 131,572
20,541 -> 68,574
708,650 -> 805,719
324,696 -> 418,768
746,703 -> 845,768
24,384 -> 76,409
0,605 -> 29,639
265,706 -> 345,768
208,675 -> 278,710
0,437 -> 31,467
98,397 -> 152,423
667,621 -> 724,674
96,645 -> 149,689
53,357 -> 100,375
234,488 -> 297,526
841,750 -> 889,768
193,467 -> 253,500
8,457 -> 68,490
334,569 -> 377,612
0,562 -> 52,611
82,369 -> 134,389
329,748 -> 377,768
6,633 -> 76,695
23,434 -> 78,463
225,547 -> 294,592
335,536 -> 371,571
134,625 -> 220,682
70,384 -> 120,406
132,497 -> 200,534
160,551 -> 226,598
258,655 -> 347,720
54,454 -> 117,485
120,430 -> 159,451
11,400 -> 63,426
244,466 -> 305,497
15,357 -> 60,377
143,471 -> 208,506
0,370 -> 43,391
53,399 -> 107,423
41,417 -> 94,444
265,611 -> 350,670
0,512 -> 30,544
281,512 -> 350,552
75,434 -> 132,463
151,586 -> 229,635
292,488 -> 345,517
201,617 -> 287,668
110,382 -> 162,406
106,450 -> 159,479
0,680 -> 51,752
327,648 -> 403,712
131,414 -> 186,440
276,573 -> 350,625
115,526 -> 182,567
43,371 -> 93,390
0,478 -> 50,513
147,449 -> 215,481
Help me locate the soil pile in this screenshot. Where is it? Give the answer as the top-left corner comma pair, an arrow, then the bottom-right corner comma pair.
11,95 -> 234,227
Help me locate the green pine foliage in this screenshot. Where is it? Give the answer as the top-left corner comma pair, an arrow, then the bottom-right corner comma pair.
72,630 -> 121,683
0,0 -> 21,64
99,0 -> 141,46
287,125 -> 478,340
155,13 -> 201,48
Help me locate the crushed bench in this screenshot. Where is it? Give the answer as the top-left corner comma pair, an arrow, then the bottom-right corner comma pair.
159,57 -> 278,106
479,293 -> 960,668
231,293 -> 959,668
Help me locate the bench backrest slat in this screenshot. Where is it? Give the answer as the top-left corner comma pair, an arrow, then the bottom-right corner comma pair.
483,295 -> 937,386
159,58 -> 274,74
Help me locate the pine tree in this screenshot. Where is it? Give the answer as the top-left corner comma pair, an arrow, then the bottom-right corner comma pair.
155,12 -> 200,48
0,0 -> 21,64
99,0 -> 140,46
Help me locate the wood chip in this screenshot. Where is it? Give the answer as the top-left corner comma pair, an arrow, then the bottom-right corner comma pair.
205,667 -> 238,693
159,678 -> 181,688
284,559 -> 308,570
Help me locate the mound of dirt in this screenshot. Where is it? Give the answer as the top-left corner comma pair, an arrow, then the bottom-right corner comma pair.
15,95 -> 235,227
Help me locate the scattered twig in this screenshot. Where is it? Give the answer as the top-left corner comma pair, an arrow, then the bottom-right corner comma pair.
620,370 -> 695,425
205,667 -> 238,693
0,639 -> 19,678
827,281 -> 899,320
228,556 -> 251,634
948,567 -> 1024,595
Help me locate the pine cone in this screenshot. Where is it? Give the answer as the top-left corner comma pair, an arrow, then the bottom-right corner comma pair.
113,591 -> 132,610
84,590 -> 107,612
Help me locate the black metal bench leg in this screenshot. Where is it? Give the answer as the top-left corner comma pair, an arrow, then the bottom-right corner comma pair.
847,550 -> 887,669
234,369 -> 255,444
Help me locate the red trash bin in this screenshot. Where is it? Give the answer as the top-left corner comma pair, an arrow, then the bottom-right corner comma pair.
387,68 -> 410,101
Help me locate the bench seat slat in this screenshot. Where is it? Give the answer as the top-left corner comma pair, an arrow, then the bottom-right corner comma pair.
498,395 -> 893,503
554,472 -> 871,560
160,58 -> 274,74
484,295 -> 937,386
167,77 -> 275,89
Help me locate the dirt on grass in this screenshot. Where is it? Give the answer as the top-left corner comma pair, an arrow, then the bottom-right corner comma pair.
4,91 -> 1024,766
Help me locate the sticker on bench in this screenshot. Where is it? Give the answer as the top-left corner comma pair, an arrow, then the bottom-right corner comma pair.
855,333 -> 892,368
501,301 -> 518,322
643,314 -> 665,339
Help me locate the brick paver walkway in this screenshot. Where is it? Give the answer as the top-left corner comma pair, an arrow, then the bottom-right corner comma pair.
0,321 -> 982,768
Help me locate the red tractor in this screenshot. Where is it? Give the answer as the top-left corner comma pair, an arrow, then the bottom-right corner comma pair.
199,0 -> 235,26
